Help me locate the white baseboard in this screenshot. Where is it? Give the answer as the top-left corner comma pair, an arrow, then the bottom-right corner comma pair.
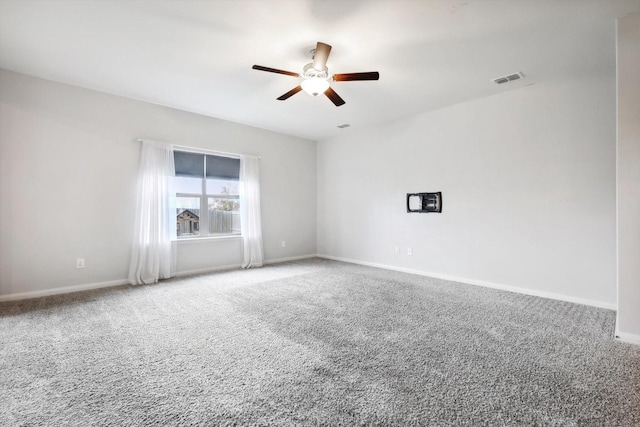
0,279 -> 128,302
1,254 -> 618,314
264,254 -> 318,265
615,332 -> 640,345
317,254 -> 617,311
175,254 -> 317,276
0,255 -> 320,302
174,263 -> 242,277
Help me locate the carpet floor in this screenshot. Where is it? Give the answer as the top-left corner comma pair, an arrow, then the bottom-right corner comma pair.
1,258 -> 639,426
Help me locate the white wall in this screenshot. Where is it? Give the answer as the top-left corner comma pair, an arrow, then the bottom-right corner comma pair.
616,12 -> 640,342
0,69 -> 317,298
318,74 -> 617,308
0,65 -> 624,313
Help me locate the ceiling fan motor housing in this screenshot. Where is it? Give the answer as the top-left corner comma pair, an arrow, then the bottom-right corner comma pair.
303,63 -> 328,79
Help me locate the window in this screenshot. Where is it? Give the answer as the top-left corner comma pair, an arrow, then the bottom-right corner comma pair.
173,150 -> 241,238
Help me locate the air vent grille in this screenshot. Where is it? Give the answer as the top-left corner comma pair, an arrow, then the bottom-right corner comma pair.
492,72 -> 524,85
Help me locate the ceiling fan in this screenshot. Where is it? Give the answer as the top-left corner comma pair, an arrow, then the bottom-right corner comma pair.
252,41 -> 379,107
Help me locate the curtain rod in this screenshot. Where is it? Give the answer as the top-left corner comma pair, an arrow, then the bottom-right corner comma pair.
136,138 -> 260,159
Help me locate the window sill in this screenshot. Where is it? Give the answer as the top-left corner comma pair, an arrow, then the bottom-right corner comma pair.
174,234 -> 242,244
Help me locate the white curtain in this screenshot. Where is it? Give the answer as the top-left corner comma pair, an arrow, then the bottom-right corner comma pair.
128,140 -> 176,285
240,155 -> 264,268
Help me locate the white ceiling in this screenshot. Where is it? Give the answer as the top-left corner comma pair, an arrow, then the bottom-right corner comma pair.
1,0 -> 638,141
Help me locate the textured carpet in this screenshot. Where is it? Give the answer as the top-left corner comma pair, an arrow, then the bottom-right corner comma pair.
1,258 -> 639,426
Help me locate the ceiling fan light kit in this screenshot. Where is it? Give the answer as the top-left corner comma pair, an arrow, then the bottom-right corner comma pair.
252,41 -> 379,106
301,78 -> 330,96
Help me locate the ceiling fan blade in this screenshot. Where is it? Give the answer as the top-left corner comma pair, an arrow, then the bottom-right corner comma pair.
324,87 -> 345,106
252,65 -> 300,77
332,72 -> 380,82
277,86 -> 303,100
313,42 -> 332,70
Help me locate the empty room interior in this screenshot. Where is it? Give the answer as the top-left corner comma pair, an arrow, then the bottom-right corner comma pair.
1,0 -> 639,425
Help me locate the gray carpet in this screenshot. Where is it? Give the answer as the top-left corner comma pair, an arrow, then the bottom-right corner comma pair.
1,258 -> 639,426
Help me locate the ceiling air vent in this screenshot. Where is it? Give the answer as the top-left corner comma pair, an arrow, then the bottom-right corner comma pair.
492,72 -> 524,85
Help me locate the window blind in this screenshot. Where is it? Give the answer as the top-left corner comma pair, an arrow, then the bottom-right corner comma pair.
206,155 -> 240,181
174,152 -> 204,178
174,151 -> 240,180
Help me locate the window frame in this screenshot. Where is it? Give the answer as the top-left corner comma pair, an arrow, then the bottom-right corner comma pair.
173,146 -> 241,240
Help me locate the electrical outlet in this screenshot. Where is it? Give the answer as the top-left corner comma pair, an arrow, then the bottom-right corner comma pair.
407,248 -> 413,256
395,247 -> 400,255
281,241 -> 286,248
76,258 -> 85,269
